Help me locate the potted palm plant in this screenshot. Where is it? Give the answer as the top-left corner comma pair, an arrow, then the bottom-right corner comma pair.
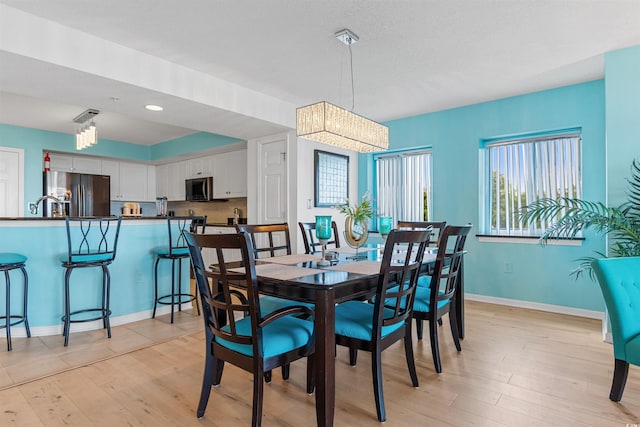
519,159 -> 640,279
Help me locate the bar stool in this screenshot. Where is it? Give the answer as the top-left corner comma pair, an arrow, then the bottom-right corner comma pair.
152,216 -> 205,323
60,217 -> 121,346
0,253 -> 30,351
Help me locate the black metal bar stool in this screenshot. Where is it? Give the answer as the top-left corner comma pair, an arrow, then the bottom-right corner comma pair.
60,217 -> 121,346
152,216 -> 205,323
0,253 -> 30,351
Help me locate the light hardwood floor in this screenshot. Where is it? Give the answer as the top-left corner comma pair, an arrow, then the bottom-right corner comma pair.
1,301 -> 638,426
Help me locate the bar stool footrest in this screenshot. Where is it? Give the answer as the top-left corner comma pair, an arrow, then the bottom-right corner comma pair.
62,308 -> 112,324
156,293 -> 197,305
0,315 -> 28,329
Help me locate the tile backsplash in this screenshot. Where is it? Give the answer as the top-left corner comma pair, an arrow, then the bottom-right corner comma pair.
168,198 -> 247,224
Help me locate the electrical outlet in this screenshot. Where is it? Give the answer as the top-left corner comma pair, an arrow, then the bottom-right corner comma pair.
504,262 -> 513,274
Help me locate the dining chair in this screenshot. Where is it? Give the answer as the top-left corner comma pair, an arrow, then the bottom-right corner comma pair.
411,224 -> 471,373
592,256 -> 640,402
185,231 -> 315,426
235,222 -> 311,381
298,221 -> 341,254
334,228 -> 430,422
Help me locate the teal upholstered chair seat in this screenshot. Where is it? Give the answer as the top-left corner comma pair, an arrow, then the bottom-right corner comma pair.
217,315 -> 314,358
60,252 -> 115,264
592,256 -> 640,402
0,253 -> 27,264
335,301 -> 405,341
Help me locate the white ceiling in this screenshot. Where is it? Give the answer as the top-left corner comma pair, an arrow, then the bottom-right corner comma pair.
0,0 -> 639,146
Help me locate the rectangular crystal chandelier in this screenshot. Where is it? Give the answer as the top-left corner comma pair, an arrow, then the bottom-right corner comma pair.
296,101 -> 389,153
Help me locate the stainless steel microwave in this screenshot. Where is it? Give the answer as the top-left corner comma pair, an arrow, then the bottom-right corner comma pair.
185,176 -> 213,201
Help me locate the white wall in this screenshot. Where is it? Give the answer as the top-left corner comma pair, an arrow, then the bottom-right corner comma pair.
295,138 -> 359,253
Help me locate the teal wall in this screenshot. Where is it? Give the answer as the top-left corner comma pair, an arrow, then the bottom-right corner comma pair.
605,45 -> 640,212
0,125 -> 241,215
359,80 -> 607,311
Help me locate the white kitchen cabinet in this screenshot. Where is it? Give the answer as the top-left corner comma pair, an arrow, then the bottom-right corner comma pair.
50,153 -> 102,174
102,160 -> 153,202
188,155 -> 215,178
212,149 -> 247,198
167,160 -> 189,201
156,164 -> 169,198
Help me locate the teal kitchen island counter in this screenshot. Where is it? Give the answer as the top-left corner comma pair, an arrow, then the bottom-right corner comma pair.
0,218 -> 191,337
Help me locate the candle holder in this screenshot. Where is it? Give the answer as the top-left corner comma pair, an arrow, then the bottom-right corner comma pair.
315,215 -> 332,266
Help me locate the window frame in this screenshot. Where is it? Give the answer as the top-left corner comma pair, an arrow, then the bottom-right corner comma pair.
374,148 -> 433,230
314,149 -> 350,208
479,129 -> 582,238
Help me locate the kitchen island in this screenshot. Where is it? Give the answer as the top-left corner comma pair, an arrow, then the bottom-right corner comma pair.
0,217 -> 193,338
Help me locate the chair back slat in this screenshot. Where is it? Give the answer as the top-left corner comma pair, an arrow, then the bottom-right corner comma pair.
298,221 -> 340,254
375,229 -> 430,331
235,223 -> 292,259
397,220 -> 446,246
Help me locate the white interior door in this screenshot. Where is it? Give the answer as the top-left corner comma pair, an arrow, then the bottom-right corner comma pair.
259,139 -> 287,224
0,147 -> 24,216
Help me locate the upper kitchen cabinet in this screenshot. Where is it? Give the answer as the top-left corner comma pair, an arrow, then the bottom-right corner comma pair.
212,149 -> 247,198
163,160 -> 189,201
49,153 -> 103,174
188,155 -> 215,179
102,160 -> 156,202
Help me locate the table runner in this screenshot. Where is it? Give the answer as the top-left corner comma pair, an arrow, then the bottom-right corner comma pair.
326,260 -> 381,275
258,253 -> 320,265
231,263 -> 324,280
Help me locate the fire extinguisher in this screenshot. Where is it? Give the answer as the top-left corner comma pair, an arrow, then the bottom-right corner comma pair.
44,152 -> 50,172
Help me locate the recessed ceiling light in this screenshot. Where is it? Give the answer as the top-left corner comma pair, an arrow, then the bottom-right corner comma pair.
145,104 -> 163,111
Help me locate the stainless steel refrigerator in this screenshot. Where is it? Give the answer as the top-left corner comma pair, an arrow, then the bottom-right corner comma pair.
42,171 -> 111,217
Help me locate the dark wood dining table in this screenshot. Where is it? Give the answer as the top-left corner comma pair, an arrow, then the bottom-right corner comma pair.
251,246 -> 466,427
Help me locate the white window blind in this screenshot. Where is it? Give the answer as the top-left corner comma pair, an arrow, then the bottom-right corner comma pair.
484,132 -> 582,236
376,151 -> 432,225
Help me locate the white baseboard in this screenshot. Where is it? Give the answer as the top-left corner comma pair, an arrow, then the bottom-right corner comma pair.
6,303 -> 194,338
466,293 -> 604,320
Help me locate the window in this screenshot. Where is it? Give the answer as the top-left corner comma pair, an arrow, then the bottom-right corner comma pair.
315,150 -> 349,207
480,131 -> 582,236
376,151 -> 432,225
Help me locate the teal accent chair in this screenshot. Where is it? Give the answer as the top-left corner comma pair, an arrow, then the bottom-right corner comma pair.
61,217 -> 121,346
592,256 -> 640,402
334,228 -> 430,422
186,231 -> 315,426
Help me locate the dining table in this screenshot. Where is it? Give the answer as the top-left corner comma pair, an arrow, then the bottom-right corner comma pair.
250,245 -> 466,427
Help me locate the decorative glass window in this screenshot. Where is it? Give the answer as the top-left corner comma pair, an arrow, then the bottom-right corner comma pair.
480,130 -> 582,236
314,150 -> 349,207
376,150 -> 432,223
